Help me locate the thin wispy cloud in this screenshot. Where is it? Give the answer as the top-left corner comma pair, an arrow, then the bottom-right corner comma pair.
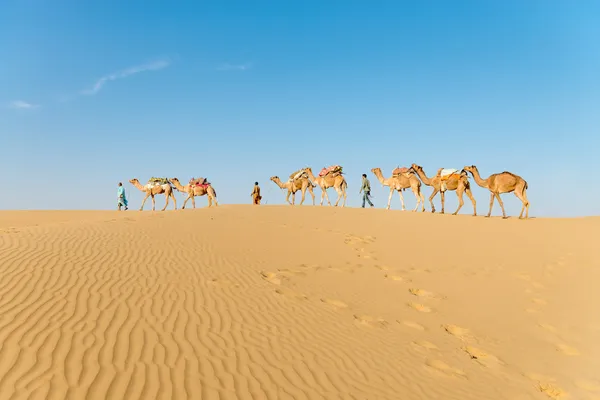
82,59 -> 171,95
8,100 -> 39,109
217,62 -> 253,71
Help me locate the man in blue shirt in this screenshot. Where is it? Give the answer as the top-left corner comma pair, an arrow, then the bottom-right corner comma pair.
117,182 -> 128,211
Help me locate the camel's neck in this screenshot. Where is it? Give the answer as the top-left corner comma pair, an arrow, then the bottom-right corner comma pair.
306,170 -> 317,182
172,181 -> 186,192
132,182 -> 146,191
415,169 -> 433,185
373,171 -> 387,186
273,179 -> 286,189
470,169 -> 489,188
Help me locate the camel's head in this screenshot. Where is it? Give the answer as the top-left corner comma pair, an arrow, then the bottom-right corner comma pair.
370,168 -> 380,174
129,178 -> 138,184
463,165 -> 476,174
170,178 -> 180,183
410,163 -> 422,171
270,176 -> 279,182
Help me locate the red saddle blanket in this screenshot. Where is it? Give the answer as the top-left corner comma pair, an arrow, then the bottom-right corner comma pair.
189,177 -> 209,187
319,165 -> 342,177
392,167 -> 410,176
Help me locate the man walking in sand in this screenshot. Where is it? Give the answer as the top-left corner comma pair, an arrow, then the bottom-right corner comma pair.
359,173 -> 374,208
117,182 -> 128,211
251,182 -> 262,205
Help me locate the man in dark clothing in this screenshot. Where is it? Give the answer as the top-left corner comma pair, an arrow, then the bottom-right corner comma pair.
359,174 -> 374,208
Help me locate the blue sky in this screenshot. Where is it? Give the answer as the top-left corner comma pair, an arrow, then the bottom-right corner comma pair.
1,0 -> 599,216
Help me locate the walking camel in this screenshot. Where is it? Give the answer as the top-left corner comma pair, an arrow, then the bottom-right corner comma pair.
304,167 -> 348,207
129,178 -> 177,211
410,164 -> 477,216
169,178 -> 218,209
463,165 -> 530,219
370,168 -> 425,211
270,175 -> 316,206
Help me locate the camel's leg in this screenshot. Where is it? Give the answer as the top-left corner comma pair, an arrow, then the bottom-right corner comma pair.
428,188 -> 438,213
319,187 -> 327,206
342,187 -> 347,207
151,195 -> 156,211
486,192 -> 495,217
495,193 -> 507,219
420,191 -> 425,212
440,191 -> 445,214
515,186 -> 530,219
191,194 -> 196,209
411,187 -> 420,212
397,190 -> 406,211
453,188 -> 464,215
172,192 -> 177,210
161,193 -> 169,211
286,190 -> 293,205
386,189 -> 394,210
299,188 -> 306,205
309,186 -> 316,205
323,187 -> 332,206
139,193 -> 150,211
465,187 -> 477,216
182,195 -> 189,209
333,186 -> 342,207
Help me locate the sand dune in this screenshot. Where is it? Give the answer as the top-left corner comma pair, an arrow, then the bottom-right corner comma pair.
0,206 -> 598,399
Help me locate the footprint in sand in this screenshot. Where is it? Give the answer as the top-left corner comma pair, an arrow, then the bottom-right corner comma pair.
275,288 -> 308,300
536,383 -> 567,399
353,314 -> 388,329
412,340 -> 438,351
408,288 -> 444,299
321,298 -> 348,309
399,320 -> 426,331
260,271 -> 282,285
525,373 -> 566,399
425,359 -> 466,378
407,302 -> 433,313
462,346 -> 503,367
555,343 -> 579,356
384,274 -> 406,282
278,268 -> 308,277
442,324 -> 472,341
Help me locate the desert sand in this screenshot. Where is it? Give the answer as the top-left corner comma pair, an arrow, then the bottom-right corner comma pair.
0,206 -> 598,399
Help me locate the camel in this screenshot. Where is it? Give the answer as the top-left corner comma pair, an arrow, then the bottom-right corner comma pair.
129,178 -> 177,211
270,175 -> 316,206
463,165 -> 530,219
370,168 -> 425,211
304,167 -> 348,207
170,178 -> 218,209
410,164 -> 477,216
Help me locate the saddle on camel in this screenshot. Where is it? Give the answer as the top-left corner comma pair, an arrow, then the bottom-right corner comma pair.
318,165 -> 343,178
437,168 -> 461,191
145,177 -> 171,189
392,166 -> 412,177
288,169 -> 309,183
189,177 -> 210,188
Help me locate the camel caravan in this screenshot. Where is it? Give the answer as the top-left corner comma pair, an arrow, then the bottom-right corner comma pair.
128,176 -> 218,211
127,162 -> 530,219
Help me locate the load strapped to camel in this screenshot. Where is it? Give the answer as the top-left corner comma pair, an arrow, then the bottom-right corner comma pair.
288,168 -> 309,182
189,177 -> 210,187
318,165 -> 343,177
437,168 -> 460,192
147,177 -> 170,186
392,166 -> 411,177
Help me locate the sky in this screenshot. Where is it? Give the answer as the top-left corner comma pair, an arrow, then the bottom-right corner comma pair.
1,0 -> 599,217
